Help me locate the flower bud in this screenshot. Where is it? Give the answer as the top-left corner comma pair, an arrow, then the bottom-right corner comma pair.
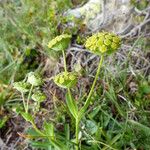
54,72 -> 77,88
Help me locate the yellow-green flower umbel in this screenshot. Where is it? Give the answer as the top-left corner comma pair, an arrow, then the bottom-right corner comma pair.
31,91 -> 46,102
85,32 -> 121,55
54,72 -> 77,88
27,72 -> 43,86
48,34 -> 71,51
13,81 -> 30,93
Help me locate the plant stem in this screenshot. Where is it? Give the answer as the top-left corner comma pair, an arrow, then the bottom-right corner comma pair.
21,92 -> 27,112
79,55 -> 104,118
75,55 -> 104,149
26,84 -> 34,113
75,119 -> 79,150
37,101 -> 40,111
62,49 -> 67,72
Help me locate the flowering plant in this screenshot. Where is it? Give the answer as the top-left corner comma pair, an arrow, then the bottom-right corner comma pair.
13,32 -> 121,150
51,32 -> 121,149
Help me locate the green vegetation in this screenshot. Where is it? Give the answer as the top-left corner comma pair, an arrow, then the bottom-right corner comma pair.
0,0 -> 150,150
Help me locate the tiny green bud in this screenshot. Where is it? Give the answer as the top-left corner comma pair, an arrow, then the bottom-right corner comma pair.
105,34 -> 112,40
113,37 -> 120,43
101,45 -> 107,53
69,74 -> 76,80
111,42 -> 117,50
59,76 -> 65,84
13,81 -> 30,93
27,72 -> 43,86
104,39 -> 111,46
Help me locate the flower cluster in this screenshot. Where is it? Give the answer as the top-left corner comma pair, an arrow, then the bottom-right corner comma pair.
13,72 -> 46,102
32,91 -> 46,102
48,34 -> 71,51
13,82 -> 30,93
54,72 -> 77,88
85,32 -> 121,55
27,72 -> 43,86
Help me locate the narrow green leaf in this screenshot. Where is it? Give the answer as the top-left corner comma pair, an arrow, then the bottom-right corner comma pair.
66,89 -> 78,119
88,106 -> 101,119
105,85 -> 124,117
102,133 -> 122,150
65,123 -> 70,148
51,139 -> 68,150
0,116 -> 8,128
43,121 -> 54,138
26,128 -> 42,137
21,112 -> 34,122
29,141 -> 52,149
128,120 -> 150,136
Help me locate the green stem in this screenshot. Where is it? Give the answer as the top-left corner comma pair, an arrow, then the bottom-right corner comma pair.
62,48 -> 80,148
75,119 -> 79,150
75,55 -> 104,149
21,92 -> 27,112
79,55 -> 104,118
62,49 -> 67,72
26,84 -> 34,113
37,101 -> 40,111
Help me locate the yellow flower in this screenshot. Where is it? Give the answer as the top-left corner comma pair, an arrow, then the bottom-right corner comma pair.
85,32 -> 121,55
48,34 -> 71,51
54,72 -> 77,88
